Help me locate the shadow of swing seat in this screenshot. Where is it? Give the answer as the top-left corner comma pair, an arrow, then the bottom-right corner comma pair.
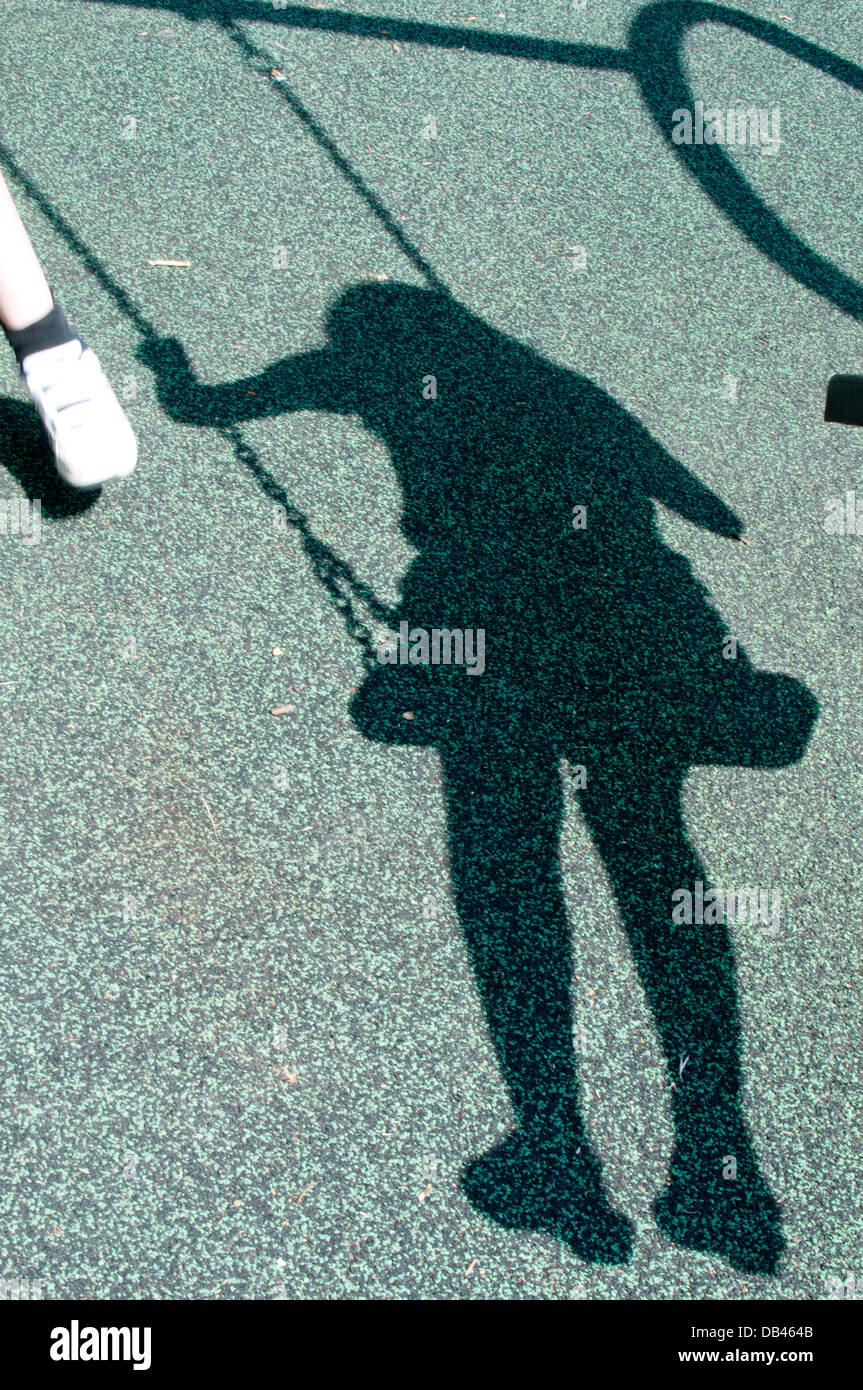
351,656 -> 817,767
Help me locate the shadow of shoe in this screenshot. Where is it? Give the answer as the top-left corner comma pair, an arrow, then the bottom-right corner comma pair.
654,1135 -> 786,1275
0,396 -> 101,517
462,1131 -> 634,1265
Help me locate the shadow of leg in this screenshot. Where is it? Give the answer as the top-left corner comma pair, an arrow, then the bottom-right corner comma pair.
578,752 -> 785,1275
439,731 -> 633,1264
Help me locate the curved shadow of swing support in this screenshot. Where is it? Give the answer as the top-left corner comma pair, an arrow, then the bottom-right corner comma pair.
79,0 -> 863,329
629,2 -> 863,325
185,2 -> 863,424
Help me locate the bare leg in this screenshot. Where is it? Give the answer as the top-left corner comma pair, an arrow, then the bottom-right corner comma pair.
0,171 -> 53,331
0,170 -> 136,488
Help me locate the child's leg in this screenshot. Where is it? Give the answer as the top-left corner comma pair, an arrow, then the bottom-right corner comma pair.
0,169 -> 136,489
440,733 -> 581,1135
0,169 -> 77,361
0,170 -> 53,331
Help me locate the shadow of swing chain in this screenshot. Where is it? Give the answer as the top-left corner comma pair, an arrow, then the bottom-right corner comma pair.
5,0 -> 863,656
214,12 -> 452,297
0,144 -> 399,669
78,0 -> 863,326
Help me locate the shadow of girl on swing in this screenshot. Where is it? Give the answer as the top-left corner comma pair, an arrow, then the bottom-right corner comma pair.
139,282 -> 817,1272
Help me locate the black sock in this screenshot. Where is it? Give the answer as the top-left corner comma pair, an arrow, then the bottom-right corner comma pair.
3,296 -> 79,367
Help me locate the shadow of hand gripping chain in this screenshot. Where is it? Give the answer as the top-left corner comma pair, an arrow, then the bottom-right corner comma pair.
139,283 -> 817,1271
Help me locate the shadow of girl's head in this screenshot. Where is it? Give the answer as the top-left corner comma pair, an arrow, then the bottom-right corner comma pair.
321,281 -> 579,492
325,281 -> 464,356
323,281 -> 543,399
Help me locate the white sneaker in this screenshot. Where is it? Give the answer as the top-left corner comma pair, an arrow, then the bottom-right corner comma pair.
22,339 -> 137,489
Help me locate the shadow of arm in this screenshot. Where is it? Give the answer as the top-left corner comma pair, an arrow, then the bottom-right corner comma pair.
136,336 -> 350,425
623,409 -> 744,538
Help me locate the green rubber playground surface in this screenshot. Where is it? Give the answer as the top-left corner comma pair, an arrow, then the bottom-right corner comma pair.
0,0 -> 860,1299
